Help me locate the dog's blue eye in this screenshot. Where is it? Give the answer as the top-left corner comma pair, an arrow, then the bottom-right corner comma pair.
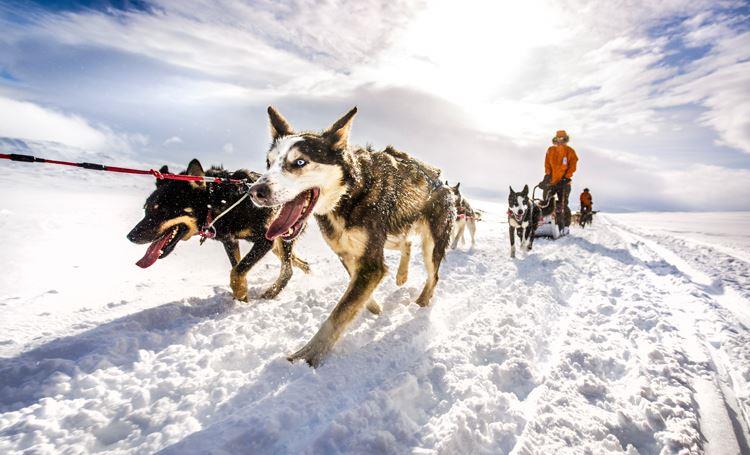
295,159 -> 307,167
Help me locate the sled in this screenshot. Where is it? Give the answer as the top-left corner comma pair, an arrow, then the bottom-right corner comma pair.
530,184 -> 568,240
533,213 -> 569,239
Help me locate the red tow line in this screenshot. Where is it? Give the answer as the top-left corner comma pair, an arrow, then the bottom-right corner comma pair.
0,152 -> 247,185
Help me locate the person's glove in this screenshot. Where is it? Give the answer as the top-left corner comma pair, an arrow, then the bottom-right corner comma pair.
560,177 -> 571,185
539,174 -> 551,189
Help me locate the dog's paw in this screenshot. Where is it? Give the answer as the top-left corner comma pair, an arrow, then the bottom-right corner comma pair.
396,270 -> 408,286
294,258 -> 311,274
366,299 -> 382,315
287,321 -> 335,368
415,292 -> 432,308
259,287 -> 280,300
229,270 -> 249,302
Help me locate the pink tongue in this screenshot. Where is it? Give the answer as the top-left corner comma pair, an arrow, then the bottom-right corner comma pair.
136,231 -> 172,268
266,192 -> 307,240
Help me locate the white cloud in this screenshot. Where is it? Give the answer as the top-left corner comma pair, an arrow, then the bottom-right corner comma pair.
0,96 -> 141,153
1,0 -> 748,210
163,136 -> 183,146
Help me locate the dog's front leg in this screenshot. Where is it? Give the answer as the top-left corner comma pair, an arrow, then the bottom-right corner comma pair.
339,255 -> 382,315
289,256 -> 386,367
221,239 -> 241,267
526,226 -> 535,251
230,239 -> 273,301
509,225 -> 516,258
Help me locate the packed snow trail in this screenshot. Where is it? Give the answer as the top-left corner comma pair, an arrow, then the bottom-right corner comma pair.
1,164 -> 750,453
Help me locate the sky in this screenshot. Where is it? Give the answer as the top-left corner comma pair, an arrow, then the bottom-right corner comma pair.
0,0 -> 749,211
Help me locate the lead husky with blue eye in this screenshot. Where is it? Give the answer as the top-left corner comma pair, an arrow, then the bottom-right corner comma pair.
249,106 -> 455,367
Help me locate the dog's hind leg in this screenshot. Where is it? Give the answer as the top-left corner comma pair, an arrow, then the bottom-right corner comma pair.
221,239 -> 241,267
396,240 -> 411,286
289,248 -> 386,367
468,220 -> 476,249
260,239 -> 298,299
230,239 -> 274,301
417,190 -> 453,307
291,254 -> 311,273
271,238 -> 310,273
450,219 -> 465,249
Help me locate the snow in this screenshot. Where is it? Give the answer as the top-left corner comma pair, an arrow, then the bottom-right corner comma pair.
2,151 -> 750,453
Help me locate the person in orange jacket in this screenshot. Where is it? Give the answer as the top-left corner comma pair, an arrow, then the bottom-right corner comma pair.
580,188 -> 592,211
579,188 -> 593,226
539,130 -> 578,229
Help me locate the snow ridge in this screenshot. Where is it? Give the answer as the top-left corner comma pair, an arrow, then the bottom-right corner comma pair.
1,179 -> 749,453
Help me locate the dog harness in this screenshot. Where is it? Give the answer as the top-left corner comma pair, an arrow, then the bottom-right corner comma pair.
198,183 -> 253,245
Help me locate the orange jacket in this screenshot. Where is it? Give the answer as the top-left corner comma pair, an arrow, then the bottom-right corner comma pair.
545,144 -> 578,184
580,191 -> 592,207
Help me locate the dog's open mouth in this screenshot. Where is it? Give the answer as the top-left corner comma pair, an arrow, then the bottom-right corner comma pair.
508,209 -> 524,222
135,224 -> 188,268
266,188 -> 319,241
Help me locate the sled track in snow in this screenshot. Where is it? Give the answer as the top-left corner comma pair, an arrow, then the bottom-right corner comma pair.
607,217 -> 750,454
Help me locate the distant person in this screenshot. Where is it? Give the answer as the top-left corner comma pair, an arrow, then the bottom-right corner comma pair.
580,188 -> 592,212
539,130 -> 578,230
580,188 -> 593,227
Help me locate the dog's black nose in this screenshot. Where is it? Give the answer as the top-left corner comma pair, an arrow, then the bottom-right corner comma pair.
250,183 -> 271,203
126,230 -> 138,243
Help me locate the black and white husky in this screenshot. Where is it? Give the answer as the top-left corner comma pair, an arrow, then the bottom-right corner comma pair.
447,182 -> 477,250
507,185 -> 539,258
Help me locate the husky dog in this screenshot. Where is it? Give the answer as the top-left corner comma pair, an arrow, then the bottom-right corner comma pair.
249,106 -> 455,367
507,185 -> 554,258
447,182 -> 477,249
127,159 -> 309,300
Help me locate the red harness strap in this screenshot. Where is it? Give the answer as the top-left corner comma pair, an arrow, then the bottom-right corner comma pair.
0,152 -> 247,185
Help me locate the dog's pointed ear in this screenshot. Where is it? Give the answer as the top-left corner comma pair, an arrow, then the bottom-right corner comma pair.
453,182 -> 460,191
324,106 -> 357,150
522,184 -> 529,195
156,165 -> 170,186
186,159 -> 205,176
509,185 -> 514,194
186,159 -> 207,189
268,106 -> 293,139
